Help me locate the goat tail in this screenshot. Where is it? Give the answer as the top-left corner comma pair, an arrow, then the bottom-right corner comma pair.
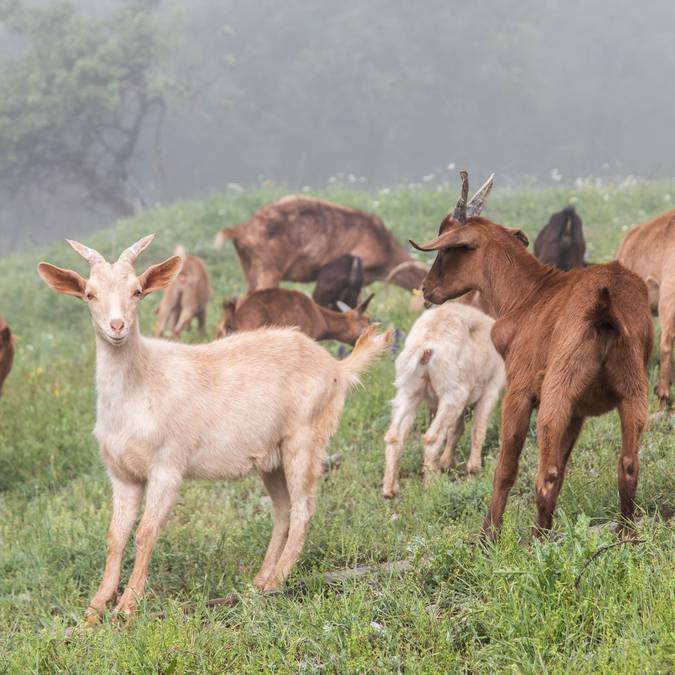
587,286 -> 629,337
213,226 -> 239,250
339,324 -> 393,388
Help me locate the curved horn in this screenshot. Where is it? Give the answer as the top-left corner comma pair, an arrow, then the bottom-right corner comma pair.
452,170 -> 469,223
466,173 -> 494,217
383,260 -> 429,294
117,234 -> 155,266
66,239 -> 105,267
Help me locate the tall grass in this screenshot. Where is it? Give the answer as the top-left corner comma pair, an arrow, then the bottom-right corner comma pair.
0,182 -> 672,672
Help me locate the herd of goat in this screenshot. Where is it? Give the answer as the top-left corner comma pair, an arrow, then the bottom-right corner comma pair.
0,171 -> 666,621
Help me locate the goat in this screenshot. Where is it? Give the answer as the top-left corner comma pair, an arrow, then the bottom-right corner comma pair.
216,288 -> 374,346
37,236 -> 392,619
534,206 -> 586,270
0,316 -> 13,396
213,195 -> 426,292
155,246 -> 210,338
412,172 -> 653,539
312,254 -> 364,311
617,209 -> 675,410
382,302 -> 505,498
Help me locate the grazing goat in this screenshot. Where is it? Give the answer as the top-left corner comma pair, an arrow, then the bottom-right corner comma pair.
412,172 -> 653,539
0,316 -> 13,396
617,209 -> 675,410
534,206 -> 586,270
213,195 -> 426,292
37,236 -> 391,619
312,254 -> 364,311
155,246 -> 210,337
217,288 -> 374,346
382,302 -> 505,498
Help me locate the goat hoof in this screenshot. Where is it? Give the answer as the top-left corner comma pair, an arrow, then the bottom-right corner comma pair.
382,485 -> 397,499
252,572 -> 270,589
261,578 -> 282,594
466,462 -> 482,476
84,609 -> 101,625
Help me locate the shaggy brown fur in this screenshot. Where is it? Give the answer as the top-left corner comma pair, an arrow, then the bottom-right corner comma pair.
617,209 -> 675,410
213,195 -> 426,292
412,211 -> 653,539
217,288 -> 374,345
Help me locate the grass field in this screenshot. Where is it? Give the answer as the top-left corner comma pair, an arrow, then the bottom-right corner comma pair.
0,182 -> 673,673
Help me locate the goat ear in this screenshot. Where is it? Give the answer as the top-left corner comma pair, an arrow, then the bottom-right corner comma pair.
409,228 -> 480,252
504,227 -> 529,247
336,301 -> 352,313
138,255 -> 183,296
356,293 -> 375,314
37,263 -> 86,298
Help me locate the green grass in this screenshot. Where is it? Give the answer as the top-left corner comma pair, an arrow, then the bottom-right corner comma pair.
0,182 -> 673,673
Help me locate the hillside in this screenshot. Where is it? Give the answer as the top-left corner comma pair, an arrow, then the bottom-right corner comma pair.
0,183 -> 673,672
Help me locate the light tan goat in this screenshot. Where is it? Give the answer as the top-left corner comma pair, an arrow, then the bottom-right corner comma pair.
155,245 -> 210,337
382,302 -> 505,498
617,209 -> 675,410
37,235 -> 392,619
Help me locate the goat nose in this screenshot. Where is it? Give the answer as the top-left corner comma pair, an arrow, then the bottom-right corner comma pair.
110,319 -> 125,332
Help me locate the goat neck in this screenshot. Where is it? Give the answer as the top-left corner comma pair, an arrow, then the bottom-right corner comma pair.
317,305 -> 355,342
481,239 -> 560,317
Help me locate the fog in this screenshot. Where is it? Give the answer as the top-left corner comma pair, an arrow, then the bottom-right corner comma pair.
1,0 -> 674,253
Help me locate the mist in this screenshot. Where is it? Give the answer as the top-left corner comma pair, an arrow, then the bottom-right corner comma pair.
1,0 -> 674,254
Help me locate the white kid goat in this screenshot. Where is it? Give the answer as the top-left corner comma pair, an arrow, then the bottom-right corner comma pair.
38,235 -> 392,620
382,302 -> 505,498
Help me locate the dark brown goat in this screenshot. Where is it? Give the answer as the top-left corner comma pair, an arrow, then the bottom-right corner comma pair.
312,254 -> 364,310
216,288 -> 374,345
412,173 -> 653,539
213,195 -> 426,292
534,206 -> 586,270
0,316 -> 14,396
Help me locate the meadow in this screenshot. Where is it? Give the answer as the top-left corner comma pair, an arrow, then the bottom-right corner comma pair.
0,181 -> 673,673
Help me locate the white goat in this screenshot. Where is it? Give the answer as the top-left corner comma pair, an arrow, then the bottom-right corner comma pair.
38,235 -> 392,619
382,301 -> 505,498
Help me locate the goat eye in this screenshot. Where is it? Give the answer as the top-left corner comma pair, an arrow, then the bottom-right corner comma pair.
85,292 -> 95,302
134,289 -> 143,298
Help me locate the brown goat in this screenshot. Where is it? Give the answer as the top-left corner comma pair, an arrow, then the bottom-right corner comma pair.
0,316 -> 13,396
155,246 -> 211,338
412,173 -> 653,539
213,195 -> 426,292
534,206 -> 586,270
312,254 -> 364,311
217,289 -> 374,345
617,209 -> 675,409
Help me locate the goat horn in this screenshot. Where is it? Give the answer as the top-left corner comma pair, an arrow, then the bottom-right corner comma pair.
66,239 -> 105,267
117,234 -> 156,266
466,173 -> 494,217
383,260 -> 429,293
452,170 -> 469,223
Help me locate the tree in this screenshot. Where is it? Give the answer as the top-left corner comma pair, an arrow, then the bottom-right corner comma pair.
0,0 -> 170,217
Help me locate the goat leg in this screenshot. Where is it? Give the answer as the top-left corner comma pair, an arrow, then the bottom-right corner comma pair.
532,414 -> 584,537
482,391 -> 532,540
114,469 -> 182,616
86,476 -> 143,622
253,467 -> 291,589
616,397 -> 646,529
